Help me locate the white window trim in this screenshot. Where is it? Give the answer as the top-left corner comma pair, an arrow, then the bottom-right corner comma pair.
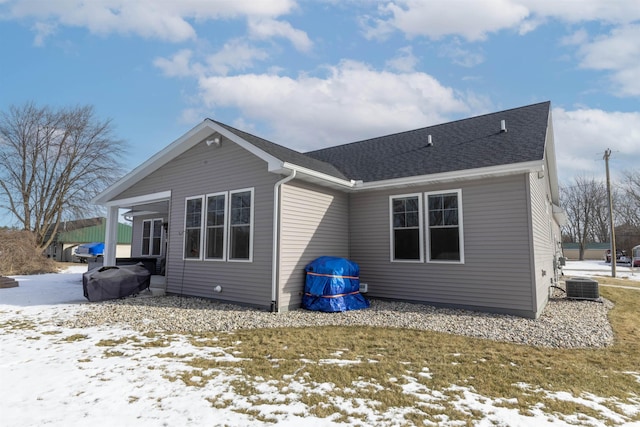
425,189 -> 465,264
228,187 -> 254,263
204,191 -> 228,262
183,195 -> 205,261
142,218 -> 163,257
389,193 -> 424,263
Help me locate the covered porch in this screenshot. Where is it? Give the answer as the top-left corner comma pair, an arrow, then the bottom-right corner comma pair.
101,190 -> 171,292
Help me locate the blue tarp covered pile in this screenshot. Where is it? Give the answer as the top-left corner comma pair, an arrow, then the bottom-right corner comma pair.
302,256 -> 370,312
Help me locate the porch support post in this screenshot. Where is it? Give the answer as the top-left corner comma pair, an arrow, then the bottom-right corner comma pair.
104,206 -> 119,266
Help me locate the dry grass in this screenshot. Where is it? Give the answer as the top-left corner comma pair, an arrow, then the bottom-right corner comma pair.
0,230 -> 58,275
169,277 -> 640,424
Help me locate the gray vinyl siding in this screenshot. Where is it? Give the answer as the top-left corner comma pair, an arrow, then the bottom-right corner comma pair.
131,217 -> 143,256
131,215 -> 168,258
350,174 -> 537,317
114,141 -> 279,308
529,169 -> 557,317
279,181 -> 349,311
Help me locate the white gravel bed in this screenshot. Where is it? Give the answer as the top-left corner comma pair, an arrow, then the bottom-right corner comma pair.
63,288 -> 614,349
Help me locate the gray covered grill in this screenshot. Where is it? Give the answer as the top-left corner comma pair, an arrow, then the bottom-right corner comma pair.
83,264 -> 151,302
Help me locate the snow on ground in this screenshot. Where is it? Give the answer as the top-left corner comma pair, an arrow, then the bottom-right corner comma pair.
1,264 -> 639,426
563,259 -> 640,282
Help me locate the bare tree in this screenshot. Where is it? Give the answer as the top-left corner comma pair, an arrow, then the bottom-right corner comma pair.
560,176 -> 608,260
613,170 -> 640,253
616,170 -> 640,228
0,102 -> 126,249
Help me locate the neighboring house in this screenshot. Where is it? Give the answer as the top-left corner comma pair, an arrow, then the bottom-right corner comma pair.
562,242 -> 610,260
93,101 -> 566,319
45,218 -> 132,262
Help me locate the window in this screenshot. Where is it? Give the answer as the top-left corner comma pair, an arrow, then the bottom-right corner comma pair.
184,196 -> 203,259
229,189 -> 253,261
390,194 -> 423,261
183,188 -> 253,262
205,193 -> 226,260
142,218 -> 163,256
389,189 -> 464,264
427,190 -> 464,262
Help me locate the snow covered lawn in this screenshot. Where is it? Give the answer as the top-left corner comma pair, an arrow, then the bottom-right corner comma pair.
1,264 -> 639,426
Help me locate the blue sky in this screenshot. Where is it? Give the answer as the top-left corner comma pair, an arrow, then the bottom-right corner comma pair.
1,0 -> 639,195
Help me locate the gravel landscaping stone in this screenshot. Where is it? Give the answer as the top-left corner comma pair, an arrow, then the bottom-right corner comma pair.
62,284 -> 615,349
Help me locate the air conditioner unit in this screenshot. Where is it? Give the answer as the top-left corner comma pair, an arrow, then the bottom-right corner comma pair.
565,278 -> 599,301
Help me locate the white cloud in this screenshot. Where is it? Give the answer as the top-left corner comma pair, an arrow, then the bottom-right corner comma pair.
205,39 -> 270,76
362,1 -> 640,97
553,107 -> 640,182
153,49 -> 199,78
195,60 -> 473,151
31,21 -> 56,46
522,0 -> 640,25
365,0 -> 530,41
575,25 -> 640,97
247,17 -> 313,52
5,0 -> 297,43
385,46 -> 418,72
438,40 -> 484,68
560,29 -> 589,46
154,40 -> 270,78
365,0 -> 640,42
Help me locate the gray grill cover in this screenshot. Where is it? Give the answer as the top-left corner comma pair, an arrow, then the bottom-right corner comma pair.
83,264 -> 151,302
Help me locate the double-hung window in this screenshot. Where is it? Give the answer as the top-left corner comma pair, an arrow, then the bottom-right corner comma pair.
229,189 -> 253,261
184,196 -> 204,259
205,193 -> 226,260
183,188 -> 253,262
390,193 -> 423,261
426,189 -> 464,262
142,218 -> 163,256
389,189 -> 464,263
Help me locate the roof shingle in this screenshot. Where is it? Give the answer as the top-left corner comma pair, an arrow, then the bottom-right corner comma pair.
305,101 -> 550,182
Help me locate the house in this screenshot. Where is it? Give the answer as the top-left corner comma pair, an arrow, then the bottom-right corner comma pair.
44,218 -> 132,262
93,101 -> 566,319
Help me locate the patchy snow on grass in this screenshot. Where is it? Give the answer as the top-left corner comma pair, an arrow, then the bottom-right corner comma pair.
1,264 -> 639,426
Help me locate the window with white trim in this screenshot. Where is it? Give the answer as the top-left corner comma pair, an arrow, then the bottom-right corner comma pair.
390,193 -> 423,261
184,196 -> 203,259
229,189 -> 253,261
142,218 -> 163,256
183,188 -> 253,262
205,193 -> 226,260
426,189 -> 464,262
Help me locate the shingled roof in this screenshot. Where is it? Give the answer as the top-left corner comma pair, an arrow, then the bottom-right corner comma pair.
304,101 -> 551,182
212,120 -> 349,180
95,102 -> 552,206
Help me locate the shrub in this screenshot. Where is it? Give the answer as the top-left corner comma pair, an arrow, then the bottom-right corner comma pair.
0,229 -> 59,275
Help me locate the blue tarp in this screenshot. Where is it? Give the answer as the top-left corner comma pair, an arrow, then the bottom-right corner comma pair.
302,256 -> 370,312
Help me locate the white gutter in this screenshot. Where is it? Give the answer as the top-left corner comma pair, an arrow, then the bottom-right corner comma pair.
355,160 -> 544,190
271,169 -> 297,312
280,162 -> 354,188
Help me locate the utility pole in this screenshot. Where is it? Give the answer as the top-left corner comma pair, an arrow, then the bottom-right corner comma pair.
604,148 -> 616,278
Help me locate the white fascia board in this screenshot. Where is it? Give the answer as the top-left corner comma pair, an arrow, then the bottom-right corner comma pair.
93,119 -> 285,205
280,162 -> 355,188
208,120 -> 284,171
355,160 -> 544,190
104,190 -> 172,208
93,121 -> 216,205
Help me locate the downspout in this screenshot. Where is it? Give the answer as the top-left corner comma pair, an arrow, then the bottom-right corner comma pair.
271,169 -> 297,312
